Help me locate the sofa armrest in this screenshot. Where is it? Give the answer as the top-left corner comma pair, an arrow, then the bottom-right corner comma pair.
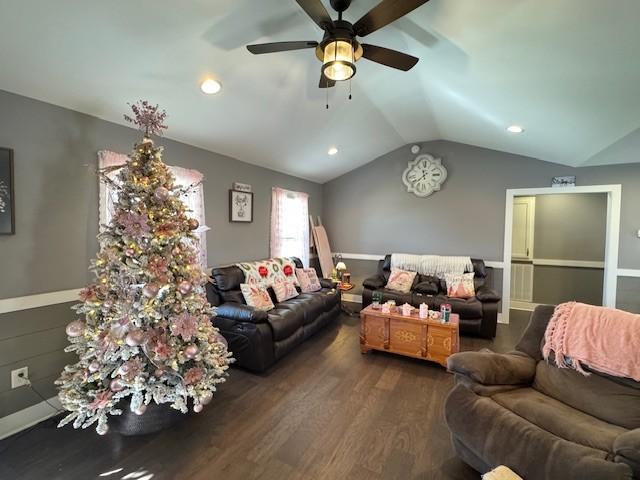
447,350 -> 536,386
476,286 -> 501,302
363,275 -> 386,290
320,278 -> 338,289
614,428 -> 640,477
215,303 -> 268,324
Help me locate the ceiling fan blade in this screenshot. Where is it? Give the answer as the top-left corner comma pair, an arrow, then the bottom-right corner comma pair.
246,41 -> 318,54
354,0 -> 431,37
295,0 -> 334,30
362,44 -> 419,71
319,71 -> 336,88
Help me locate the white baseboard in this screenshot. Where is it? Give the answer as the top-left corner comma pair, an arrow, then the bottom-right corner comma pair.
0,396 -> 61,440
497,313 -> 506,324
618,269 -> 640,278
509,301 -> 543,312
342,293 -> 363,304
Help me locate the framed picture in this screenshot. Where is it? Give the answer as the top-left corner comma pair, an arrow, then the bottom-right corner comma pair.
551,175 -> 576,188
0,148 -> 15,235
229,189 -> 253,223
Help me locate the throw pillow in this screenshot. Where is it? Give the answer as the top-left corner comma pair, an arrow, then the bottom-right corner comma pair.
240,283 -> 275,311
296,268 -> 322,293
444,272 -> 476,298
386,268 -> 417,294
272,279 -> 299,303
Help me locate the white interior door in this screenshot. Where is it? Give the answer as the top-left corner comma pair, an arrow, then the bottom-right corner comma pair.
511,197 -> 535,260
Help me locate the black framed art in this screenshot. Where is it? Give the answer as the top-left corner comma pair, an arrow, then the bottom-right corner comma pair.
0,148 -> 15,235
229,189 -> 253,223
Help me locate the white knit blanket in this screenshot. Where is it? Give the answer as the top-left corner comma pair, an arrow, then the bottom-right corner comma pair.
391,254 -> 473,278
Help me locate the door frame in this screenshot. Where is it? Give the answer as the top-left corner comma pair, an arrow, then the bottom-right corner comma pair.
501,185 -> 621,324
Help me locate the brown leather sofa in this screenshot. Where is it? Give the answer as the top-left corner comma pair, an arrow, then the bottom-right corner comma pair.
362,255 -> 500,338
205,257 -> 340,373
445,305 -> 640,480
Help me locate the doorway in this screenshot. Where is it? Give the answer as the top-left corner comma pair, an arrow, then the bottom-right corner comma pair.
501,185 -> 621,324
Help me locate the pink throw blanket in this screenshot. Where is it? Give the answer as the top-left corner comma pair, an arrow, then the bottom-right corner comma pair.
543,302 -> 640,381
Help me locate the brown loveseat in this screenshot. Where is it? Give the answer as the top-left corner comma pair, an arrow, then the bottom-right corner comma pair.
445,305 -> 640,480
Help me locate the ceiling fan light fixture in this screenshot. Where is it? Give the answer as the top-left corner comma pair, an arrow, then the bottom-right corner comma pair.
323,40 -> 356,81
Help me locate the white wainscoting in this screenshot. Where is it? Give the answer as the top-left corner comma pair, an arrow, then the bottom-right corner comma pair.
0,396 -> 61,440
532,258 -> 605,269
0,289 -> 80,315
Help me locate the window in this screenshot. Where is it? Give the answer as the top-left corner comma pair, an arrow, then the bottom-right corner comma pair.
98,150 -> 209,267
270,187 -> 310,267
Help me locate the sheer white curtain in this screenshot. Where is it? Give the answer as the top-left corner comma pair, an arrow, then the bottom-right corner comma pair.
270,187 -> 310,267
97,150 -> 209,267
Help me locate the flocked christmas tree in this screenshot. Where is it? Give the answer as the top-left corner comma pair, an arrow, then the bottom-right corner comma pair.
56,101 -> 232,435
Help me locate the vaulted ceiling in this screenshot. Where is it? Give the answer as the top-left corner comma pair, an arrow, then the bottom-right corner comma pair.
0,0 -> 639,182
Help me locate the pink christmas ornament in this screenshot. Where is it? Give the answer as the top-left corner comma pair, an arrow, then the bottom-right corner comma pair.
66,320 -> 84,338
184,344 -> 199,359
193,404 -> 203,413
110,379 -> 124,392
177,281 -> 192,295
125,329 -> 146,347
103,300 -> 113,309
187,218 -> 199,231
153,186 -> 170,202
88,361 -> 101,373
118,364 -> 130,376
125,248 -> 135,257
215,333 -> 229,348
134,404 -> 147,416
142,284 -> 159,298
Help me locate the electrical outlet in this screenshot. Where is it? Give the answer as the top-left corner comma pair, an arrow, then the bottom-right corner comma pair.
11,367 -> 29,389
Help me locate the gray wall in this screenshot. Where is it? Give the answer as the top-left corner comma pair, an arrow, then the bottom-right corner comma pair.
0,90 -> 322,418
323,140 -> 640,269
530,193 -> 606,306
323,140 -> 640,312
533,193 -> 606,261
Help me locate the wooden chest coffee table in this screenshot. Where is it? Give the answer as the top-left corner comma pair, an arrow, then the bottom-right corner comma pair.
359,305 -> 460,367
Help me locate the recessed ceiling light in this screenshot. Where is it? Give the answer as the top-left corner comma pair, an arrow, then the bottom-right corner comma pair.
328,147 -> 338,156
201,79 -> 222,95
507,125 -> 524,134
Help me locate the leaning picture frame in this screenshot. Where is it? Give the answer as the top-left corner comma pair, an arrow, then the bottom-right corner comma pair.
0,147 -> 15,235
229,189 -> 253,223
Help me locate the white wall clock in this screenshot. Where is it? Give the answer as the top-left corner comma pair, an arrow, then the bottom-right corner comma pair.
402,154 -> 448,197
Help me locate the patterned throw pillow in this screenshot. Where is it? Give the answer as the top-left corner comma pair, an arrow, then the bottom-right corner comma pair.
272,279 -> 299,303
296,268 -> 322,293
444,272 -> 476,298
240,283 -> 275,311
386,268 -> 417,293
237,257 -> 300,287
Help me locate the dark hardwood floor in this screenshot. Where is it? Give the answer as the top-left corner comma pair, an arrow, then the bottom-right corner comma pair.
0,308 -> 530,480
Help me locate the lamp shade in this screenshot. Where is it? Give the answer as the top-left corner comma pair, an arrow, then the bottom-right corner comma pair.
323,40 -> 356,81
335,261 -> 347,271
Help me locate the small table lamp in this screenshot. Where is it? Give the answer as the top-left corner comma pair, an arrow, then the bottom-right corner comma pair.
335,261 -> 347,281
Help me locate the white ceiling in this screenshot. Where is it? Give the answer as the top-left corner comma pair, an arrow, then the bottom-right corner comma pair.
1,0 -> 639,183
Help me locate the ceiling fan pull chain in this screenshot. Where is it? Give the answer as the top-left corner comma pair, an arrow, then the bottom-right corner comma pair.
349,78 -> 352,100
326,82 -> 330,109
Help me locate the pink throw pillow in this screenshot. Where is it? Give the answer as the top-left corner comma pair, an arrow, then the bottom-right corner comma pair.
444,272 -> 476,298
296,268 -> 322,293
240,283 -> 275,311
273,279 -> 299,303
386,268 -> 417,293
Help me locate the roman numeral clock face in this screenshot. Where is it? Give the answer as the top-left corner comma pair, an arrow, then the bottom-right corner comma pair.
402,154 -> 448,197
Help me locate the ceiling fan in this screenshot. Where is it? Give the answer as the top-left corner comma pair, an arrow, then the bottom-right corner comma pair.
246,0 -> 431,88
